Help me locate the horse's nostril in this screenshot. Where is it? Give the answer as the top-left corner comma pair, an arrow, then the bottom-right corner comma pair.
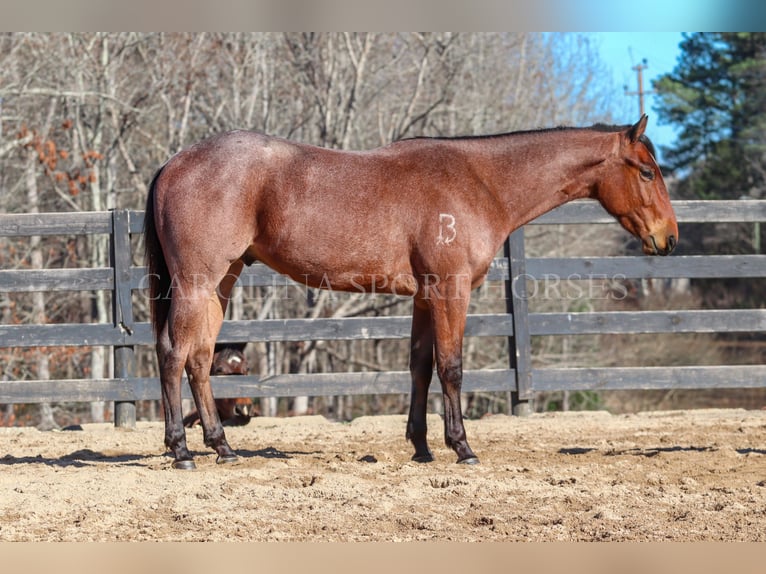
668,234 -> 677,251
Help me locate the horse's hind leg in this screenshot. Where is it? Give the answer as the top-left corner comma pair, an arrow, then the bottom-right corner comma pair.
157,320 -> 195,468
157,294 -> 209,469
159,263 -> 241,469
184,261 -> 245,465
406,300 -> 435,462
184,293 -> 237,465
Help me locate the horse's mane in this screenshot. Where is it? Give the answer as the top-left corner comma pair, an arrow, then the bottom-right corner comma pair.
399,123 -> 657,159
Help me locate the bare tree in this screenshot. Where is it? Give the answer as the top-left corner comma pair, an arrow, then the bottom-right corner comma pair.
0,32 -> 623,423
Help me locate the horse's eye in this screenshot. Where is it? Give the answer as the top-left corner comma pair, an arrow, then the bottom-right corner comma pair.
640,168 -> 654,181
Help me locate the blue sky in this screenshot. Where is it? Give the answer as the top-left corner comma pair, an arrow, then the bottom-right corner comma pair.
590,32 -> 686,162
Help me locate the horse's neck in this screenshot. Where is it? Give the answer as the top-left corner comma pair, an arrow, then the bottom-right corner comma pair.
473,130 -> 616,233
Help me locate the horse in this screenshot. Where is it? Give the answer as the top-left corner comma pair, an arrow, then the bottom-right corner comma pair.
144,114 -> 677,470
182,343 -> 254,428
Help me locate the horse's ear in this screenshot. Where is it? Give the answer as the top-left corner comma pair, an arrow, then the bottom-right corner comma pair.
627,114 -> 649,143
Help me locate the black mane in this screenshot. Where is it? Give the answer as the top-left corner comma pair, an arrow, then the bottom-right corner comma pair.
400,122 -> 656,159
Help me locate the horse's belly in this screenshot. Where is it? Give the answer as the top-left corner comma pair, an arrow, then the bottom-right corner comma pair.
287,268 -> 418,297
249,224 -> 418,296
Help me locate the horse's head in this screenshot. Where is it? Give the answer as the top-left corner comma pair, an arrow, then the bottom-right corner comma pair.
596,115 -> 678,255
211,346 -> 249,376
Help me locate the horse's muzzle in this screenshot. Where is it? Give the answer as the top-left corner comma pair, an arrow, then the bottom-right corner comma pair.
644,233 -> 677,256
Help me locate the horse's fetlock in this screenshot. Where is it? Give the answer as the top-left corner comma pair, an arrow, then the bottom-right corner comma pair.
203,427 -> 227,448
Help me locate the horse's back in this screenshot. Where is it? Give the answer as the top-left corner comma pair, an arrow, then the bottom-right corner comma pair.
151,130 -> 500,294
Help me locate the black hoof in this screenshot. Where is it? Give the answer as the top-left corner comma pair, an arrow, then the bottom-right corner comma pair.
457,456 -> 480,465
216,454 -> 238,465
172,459 -> 197,470
411,453 -> 434,463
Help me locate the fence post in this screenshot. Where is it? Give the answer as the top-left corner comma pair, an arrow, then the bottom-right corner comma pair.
111,209 -> 136,428
504,228 -> 533,416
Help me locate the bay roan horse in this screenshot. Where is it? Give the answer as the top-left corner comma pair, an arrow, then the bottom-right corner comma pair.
182,343 -> 254,428
144,114 -> 677,470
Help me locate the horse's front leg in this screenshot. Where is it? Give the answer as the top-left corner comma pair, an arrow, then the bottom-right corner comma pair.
429,279 -> 479,465
406,299 -> 435,462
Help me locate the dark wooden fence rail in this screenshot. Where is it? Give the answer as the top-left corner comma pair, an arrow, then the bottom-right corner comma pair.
2,200 -> 766,426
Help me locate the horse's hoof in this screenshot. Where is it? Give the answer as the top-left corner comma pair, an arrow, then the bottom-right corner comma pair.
411,453 -> 434,463
457,456 -> 480,465
172,459 -> 197,470
216,454 -> 238,465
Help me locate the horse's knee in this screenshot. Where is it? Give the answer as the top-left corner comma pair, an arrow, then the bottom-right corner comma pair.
409,358 -> 433,383
437,355 -> 463,387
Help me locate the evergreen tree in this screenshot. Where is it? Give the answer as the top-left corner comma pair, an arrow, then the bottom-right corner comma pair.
654,33 -> 766,311
654,32 -> 766,201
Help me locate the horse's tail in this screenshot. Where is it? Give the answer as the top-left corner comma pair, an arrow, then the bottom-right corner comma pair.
144,166 -> 170,338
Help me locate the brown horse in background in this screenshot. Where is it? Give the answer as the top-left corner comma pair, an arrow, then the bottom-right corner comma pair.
144,114 -> 677,470
182,343 -> 254,428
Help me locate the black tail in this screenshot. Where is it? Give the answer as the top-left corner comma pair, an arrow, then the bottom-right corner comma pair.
144,166 -> 171,338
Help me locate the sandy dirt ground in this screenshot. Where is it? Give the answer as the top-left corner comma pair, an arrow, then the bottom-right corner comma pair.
1,409 -> 765,542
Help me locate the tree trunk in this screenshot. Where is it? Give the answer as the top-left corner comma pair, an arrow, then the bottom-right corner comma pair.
26,149 -> 58,430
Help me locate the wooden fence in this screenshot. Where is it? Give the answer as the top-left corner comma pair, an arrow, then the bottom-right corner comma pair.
2,200 -> 766,427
